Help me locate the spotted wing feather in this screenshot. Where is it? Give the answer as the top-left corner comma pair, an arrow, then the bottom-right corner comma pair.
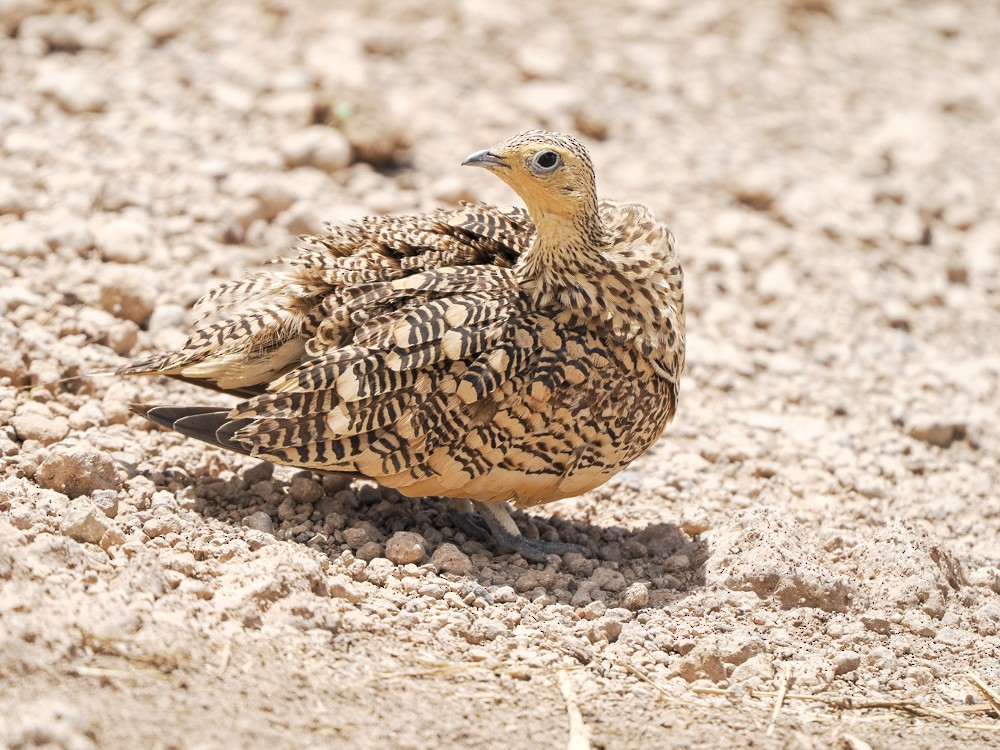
115,204 -> 535,394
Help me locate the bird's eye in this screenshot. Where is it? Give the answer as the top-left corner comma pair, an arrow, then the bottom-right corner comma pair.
530,150 -> 561,173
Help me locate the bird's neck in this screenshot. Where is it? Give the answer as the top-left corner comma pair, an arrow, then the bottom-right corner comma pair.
515,207 -> 609,302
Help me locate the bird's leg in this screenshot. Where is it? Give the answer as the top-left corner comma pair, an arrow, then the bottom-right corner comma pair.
472,501 -> 588,563
446,498 -> 493,541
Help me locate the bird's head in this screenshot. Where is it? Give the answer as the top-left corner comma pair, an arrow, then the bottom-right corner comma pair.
462,131 -> 599,224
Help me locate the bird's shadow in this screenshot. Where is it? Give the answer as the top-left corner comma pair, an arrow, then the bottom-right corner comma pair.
166,464 -> 708,608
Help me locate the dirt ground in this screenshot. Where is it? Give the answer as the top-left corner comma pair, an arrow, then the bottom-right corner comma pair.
1,0 -> 999,748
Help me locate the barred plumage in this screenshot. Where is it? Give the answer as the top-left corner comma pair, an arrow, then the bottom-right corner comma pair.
123,131 -> 686,560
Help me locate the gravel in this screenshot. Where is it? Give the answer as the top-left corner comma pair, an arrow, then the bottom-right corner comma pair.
1,1 -> 999,748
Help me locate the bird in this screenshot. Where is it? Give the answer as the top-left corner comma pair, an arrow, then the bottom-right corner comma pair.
121,130 -> 686,562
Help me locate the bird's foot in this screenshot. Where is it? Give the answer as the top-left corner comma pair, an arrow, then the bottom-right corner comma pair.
472,501 -> 588,563
446,499 -> 493,541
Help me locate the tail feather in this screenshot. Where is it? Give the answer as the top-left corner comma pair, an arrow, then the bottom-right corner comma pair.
130,403 -> 362,481
132,404 -> 253,454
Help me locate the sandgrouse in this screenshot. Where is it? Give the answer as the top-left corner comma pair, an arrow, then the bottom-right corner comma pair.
122,131 -> 686,561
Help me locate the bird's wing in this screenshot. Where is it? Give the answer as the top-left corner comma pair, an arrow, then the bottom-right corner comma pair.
115,203 -> 536,394
210,264 -> 611,500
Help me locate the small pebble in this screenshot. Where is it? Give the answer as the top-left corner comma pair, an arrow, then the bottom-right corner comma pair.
587,617 -> 623,644
99,265 -> 156,325
107,321 -> 139,356
143,515 -> 183,538
356,541 -> 383,561
620,582 -> 650,611
91,489 -> 119,518
833,650 -> 861,676
327,574 -> 362,602
94,216 -> 152,264
276,498 -> 297,521
343,523 -> 376,549
492,586 -> 518,603
385,531 -> 427,565
61,501 -> 110,544
248,180 -> 300,220
242,462 -> 275,485
664,554 -> 690,572
589,567 -> 627,594
288,475 -> 324,504
35,65 -> 108,113
242,511 -> 275,535
280,126 -> 351,172
906,415 -> 964,448
365,558 -> 396,586
430,543 -> 474,575
514,567 -> 556,593
860,612 -> 892,634
11,403 -> 69,445
0,222 -> 47,258
679,509 -> 711,536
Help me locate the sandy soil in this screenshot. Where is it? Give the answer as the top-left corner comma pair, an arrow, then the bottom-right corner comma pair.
1,0 -> 999,748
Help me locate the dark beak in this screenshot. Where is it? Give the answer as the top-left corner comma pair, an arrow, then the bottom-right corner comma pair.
461,149 -> 508,169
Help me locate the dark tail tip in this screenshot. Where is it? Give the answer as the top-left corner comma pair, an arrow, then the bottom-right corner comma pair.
129,403 -> 153,418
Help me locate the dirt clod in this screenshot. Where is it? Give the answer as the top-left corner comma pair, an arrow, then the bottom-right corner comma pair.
35,442 -> 119,498
60,499 -> 110,544
705,508 -> 855,612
